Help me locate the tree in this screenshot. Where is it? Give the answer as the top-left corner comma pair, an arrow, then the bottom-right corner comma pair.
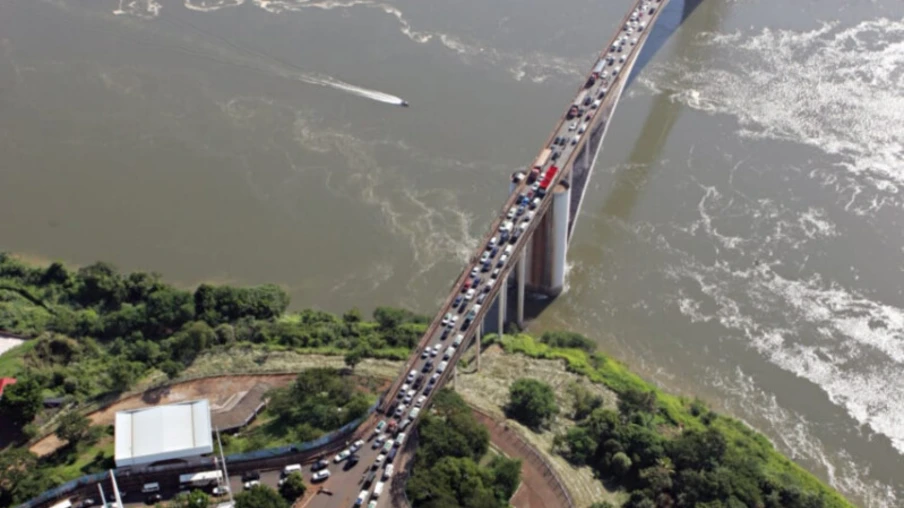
611,451 -> 633,477
170,489 -> 210,508
342,307 -> 362,323
344,347 -> 364,371
488,456 -> 521,502
0,374 -> 44,426
235,484 -> 289,508
278,471 -> 307,501
108,360 -> 135,392
506,378 -> 559,429
0,448 -> 37,505
57,412 -> 90,445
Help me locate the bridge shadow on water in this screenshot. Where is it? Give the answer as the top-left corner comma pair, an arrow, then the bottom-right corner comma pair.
515,0 -> 716,326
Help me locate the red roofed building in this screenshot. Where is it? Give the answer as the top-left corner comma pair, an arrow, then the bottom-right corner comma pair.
0,377 -> 17,399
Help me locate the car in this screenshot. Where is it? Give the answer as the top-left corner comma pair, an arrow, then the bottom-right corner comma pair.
243,480 -> 260,490
490,246 -> 499,257
578,124 -> 587,134
497,254 -> 509,267
437,361 -> 449,373
526,211 -> 536,221
398,383 -> 409,397
334,449 -> 352,463
465,288 -> 476,301
404,389 -> 416,403
470,266 -> 479,277
373,434 -> 386,448
413,373 -> 425,389
345,454 -> 361,469
591,99 -> 601,109
568,122 -> 577,131
619,54 -> 626,63
441,312 -> 452,326
312,458 -> 330,471
506,207 -> 517,220
368,502 -> 377,508
477,293 -> 487,304
424,384 -> 434,396
598,90 -> 606,99
489,236 -> 498,247
516,205 -> 526,216
554,136 -> 563,145
350,439 -> 365,452
242,470 -> 261,482
422,360 -> 433,373
454,334 -> 464,346
212,485 -> 230,496
483,281 -> 493,293
448,315 -> 459,328
431,344 -> 441,356
416,394 -> 427,407
407,369 -> 417,383
491,268 -> 501,279
312,469 -> 331,482
453,295 -> 463,307
572,135 -> 580,145
395,404 -> 407,417
614,66 -> 621,75
373,454 -> 387,469
145,494 -> 163,504
421,348 -> 429,359
429,373 -> 440,385
383,465 -> 394,480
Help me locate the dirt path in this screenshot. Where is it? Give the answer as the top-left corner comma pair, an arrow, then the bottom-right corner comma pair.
471,408 -> 570,508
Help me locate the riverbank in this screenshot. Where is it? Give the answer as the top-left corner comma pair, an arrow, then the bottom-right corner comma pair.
0,256 -> 852,507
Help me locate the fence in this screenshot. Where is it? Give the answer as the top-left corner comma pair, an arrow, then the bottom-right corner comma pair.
17,401 -> 380,508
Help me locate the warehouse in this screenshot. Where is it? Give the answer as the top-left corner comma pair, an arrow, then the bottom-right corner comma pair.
114,399 -> 213,467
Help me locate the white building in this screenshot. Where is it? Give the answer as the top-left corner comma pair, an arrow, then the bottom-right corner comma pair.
114,399 -> 213,467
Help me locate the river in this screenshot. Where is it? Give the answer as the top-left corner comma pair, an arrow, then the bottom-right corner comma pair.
0,0 -> 902,505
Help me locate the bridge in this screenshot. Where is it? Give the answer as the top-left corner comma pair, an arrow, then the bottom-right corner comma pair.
367,0 -> 673,505
24,1 -> 677,507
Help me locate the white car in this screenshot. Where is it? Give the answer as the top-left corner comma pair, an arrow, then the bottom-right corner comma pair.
428,373 -> 440,386
568,122 -> 577,131
441,312 -> 452,326
404,389 -> 415,404
470,266 -> 479,277
431,344 -> 440,357
212,486 -> 230,496
571,135 -> 580,145
373,454 -> 387,468
350,439 -> 365,453
578,124 -> 587,134
465,288 -> 476,301
506,207 -> 517,220
448,315 -> 459,328
243,480 -> 260,490
383,465 -> 394,480
373,434 -> 386,449
395,404 -> 407,417
398,383 -> 410,398
415,395 -> 427,407
421,349 -> 429,359
312,470 -> 331,482
334,449 -> 352,463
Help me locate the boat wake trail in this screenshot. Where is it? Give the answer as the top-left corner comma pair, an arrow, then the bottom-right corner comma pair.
301,72 -> 405,105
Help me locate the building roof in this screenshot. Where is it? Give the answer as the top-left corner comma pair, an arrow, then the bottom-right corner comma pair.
0,378 -> 16,399
114,399 -> 213,467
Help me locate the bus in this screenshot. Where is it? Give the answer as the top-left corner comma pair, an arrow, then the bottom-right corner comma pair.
180,470 -> 223,488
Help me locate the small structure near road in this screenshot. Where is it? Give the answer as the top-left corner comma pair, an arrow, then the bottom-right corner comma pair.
114,399 -> 213,467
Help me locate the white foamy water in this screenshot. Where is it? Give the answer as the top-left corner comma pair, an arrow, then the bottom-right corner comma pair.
113,0 -> 162,18
642,18 -> 904,214
184,0 -> 246,12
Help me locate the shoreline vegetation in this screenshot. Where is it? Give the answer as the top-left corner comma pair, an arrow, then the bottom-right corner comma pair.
0,255 -> 852,508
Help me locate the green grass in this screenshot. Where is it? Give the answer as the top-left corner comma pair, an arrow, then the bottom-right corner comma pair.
488,333 -> 854,508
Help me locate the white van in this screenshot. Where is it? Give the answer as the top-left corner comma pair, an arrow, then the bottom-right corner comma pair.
383,464 -> 394,480
355,489 -> 369,507
141,483 -> 160,494
282,464 -> 302,476
444,346 -> 455,360
437,361 -> 448,373
503,245 -> 514,256
453,335 -> 464,347
373,481 -> 385,498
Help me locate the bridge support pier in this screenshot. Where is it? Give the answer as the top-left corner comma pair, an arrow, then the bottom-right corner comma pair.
516,252 -> 525,328
497,288 -> 506,338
